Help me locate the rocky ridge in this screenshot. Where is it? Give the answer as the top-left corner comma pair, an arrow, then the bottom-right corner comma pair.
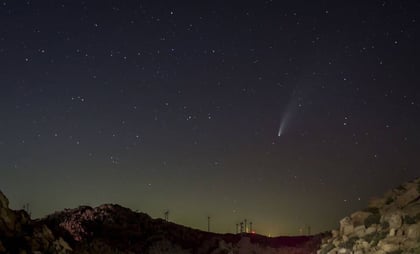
0,190 -> 72,254
42,204 -> 322,254
318,177 -> 420,254
0,187 -> 322,254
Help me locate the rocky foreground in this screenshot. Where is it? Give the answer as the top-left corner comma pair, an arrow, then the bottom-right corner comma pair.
318,177 -> 420,254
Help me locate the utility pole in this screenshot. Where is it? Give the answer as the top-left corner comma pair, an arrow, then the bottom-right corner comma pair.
240,222 -> 244,233
207,216 -> 211,232
244,219 -> 247,233
22,203 -> 31,216
250,222 -> 253,233
236,223 -> 239,234
164,210 -> 169,221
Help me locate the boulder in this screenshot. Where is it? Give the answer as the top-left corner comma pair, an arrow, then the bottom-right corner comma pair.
395,182 -> 420,207
351,211 -> 372,226
361,240 -> 370,250
380,243 -> 399,253
396,228 -> 404,236
373,250 -> 386,254
368,197 -> 386,208
340,217 -> 354,236
353,225 -> 366,237
401,239 -> 419,250
389,228 -> 396,236
52,237 -> 73,253
365,225 -> 377,235
333,238 -> 342,247
331,229 -> 339,238
407,223 -> 420,240
383,211 -> 403,229
338,248 -> 351,254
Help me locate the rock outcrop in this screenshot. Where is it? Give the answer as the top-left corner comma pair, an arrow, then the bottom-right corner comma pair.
0,190 -> 72,254
317,177 -> 420,254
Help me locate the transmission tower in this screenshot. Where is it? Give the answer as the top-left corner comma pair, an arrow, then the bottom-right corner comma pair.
164,210 -> 169,221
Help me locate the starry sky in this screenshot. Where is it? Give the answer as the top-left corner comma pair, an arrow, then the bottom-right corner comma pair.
1,0 -> 419,236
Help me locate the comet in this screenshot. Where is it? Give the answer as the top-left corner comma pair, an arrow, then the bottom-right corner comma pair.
277,122 -> 284,137
277,112 -> 289,137
277,95 -> 296,137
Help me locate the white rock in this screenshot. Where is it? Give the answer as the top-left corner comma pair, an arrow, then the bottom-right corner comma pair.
383,211 -> 403,229
328,247 -> 339,254
373,250 -> 386,254
354,225 -> 366,237
396,228 -> 404,236
380,243 -> 399,253
407,223 -> 420,240
333,238 -> 342,247
338,248 -> 350,254
365,226 -> 377,235
389,228 -> 396,236
361,240 -> 370,249
395,182 -> 419,207
351,211 -> 373,227
340,217 -> 354,236
366,225 -> 378,235
342,235 -> 349,242
368,197 -> 386,208
401,239 -> 419,249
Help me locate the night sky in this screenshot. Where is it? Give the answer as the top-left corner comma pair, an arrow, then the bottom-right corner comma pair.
1,0 -> 419,236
